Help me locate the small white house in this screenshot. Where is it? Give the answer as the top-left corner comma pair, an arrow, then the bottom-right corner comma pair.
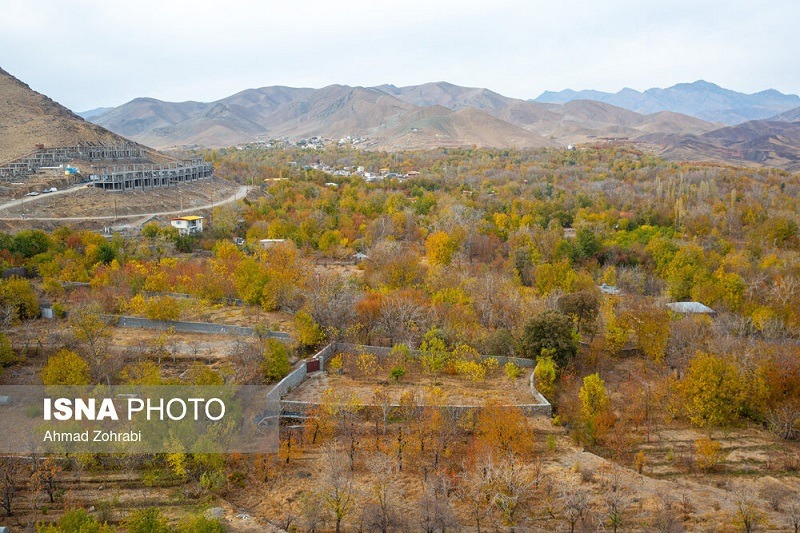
170,215 -> 204,235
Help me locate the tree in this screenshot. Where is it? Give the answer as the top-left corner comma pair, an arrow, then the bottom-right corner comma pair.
37,508 -> 114,533
578,373 -> 613,445
69,303 -> 113,384
0,457 -> 21,517
425,230 -> 459,267
261,338 -> 291,383
361,452 -> 405,532
678,352 -> 744,428
520,311 -> 577,367
31,456 -> 62,504
0,276 -> 40,323
0,332 -> 17,368
41,349 -> 91,385
560,484 -> 590,533
557,290 -> 600,336
124,508 -> 172,533
475,402 -> 535,457
317,445 -> 355,533
534,354 -> 558,399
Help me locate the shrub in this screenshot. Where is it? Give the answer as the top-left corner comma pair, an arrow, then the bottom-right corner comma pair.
261,338 -> 291,383
37,508 -> 113,532
41,349 -> 91,385
124,508 -> 172,533
390,366 -> 406,382
504,361 -> 522,380
454,359 -> 486,382
533,355 -> 557,399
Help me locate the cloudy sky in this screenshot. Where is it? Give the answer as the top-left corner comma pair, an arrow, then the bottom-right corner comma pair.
1,0 -> 797,112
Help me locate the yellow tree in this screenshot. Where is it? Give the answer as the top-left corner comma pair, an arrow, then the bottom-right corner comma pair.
578,373 -> 613,445
425,231 -> 459,267
679,352 -> 745,428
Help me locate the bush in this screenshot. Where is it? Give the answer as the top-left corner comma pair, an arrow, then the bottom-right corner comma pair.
178,515 -> 226,533
37,508 -> 113,532
124,508 -> 172,533
390,366 -> 406,382
533,356 -> 557,399
261,338 -> 291,382
454,359 -> 486,382
504,361 -> 522,380
0,332 -> 18,367
41,349 -> 91,385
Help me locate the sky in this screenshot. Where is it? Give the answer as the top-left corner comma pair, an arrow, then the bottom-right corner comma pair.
1,0 -> 798,112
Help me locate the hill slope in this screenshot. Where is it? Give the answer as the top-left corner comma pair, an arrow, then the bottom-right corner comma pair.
0,67 -> 133,164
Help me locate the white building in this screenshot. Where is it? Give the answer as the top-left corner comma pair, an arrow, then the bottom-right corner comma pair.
170,215 -> 204,235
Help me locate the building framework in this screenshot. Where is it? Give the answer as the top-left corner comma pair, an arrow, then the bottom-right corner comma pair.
89,160 -> 213,191
0,142 -> 148,179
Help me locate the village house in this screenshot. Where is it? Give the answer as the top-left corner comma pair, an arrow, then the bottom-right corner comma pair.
170,215 -> 204,236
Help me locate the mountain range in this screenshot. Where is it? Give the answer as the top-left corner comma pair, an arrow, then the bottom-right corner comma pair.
534,80 -> 800,124
76,80 -> 800,170
3,64 -> 799,171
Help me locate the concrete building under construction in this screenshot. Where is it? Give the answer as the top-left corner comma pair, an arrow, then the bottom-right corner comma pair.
89,159 -> 214,191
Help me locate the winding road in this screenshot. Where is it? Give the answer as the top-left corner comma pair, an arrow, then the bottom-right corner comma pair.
0,184 -> 252,221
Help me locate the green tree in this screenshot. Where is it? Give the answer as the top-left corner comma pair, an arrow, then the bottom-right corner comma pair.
262,338 -> 291,382
124,508 -> 172,533
37,508 -> 114,533
557,290 -> 601,336
520,311 -> 577,367
12,229 -> 51,258
177,515 -> 225,533
40,349 -> 91,385
0,332 -> 17,367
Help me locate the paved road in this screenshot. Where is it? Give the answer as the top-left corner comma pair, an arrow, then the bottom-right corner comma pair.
0,185 -> 252,221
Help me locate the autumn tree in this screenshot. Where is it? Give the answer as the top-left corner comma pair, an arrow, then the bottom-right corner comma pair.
475,402 -> 535,457
0,457 -> 21,516
678,352 -> 745,428
41,349 -> 91,385
425,230 -> 460,267
577,373 -> 613,446
69,303 -> 114,383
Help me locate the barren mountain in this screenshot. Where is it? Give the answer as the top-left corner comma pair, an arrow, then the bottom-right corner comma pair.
0,67 -> 133,164
535,80 -> 800,124
771,106 -> 800,122
372,106 -> 555,150
649,119 -> 800,170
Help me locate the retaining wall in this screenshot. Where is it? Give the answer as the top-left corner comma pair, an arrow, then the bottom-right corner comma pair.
107,315 -> 290,340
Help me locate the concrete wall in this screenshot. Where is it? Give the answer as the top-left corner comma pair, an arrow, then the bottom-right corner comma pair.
108,315 -> 290,340
271,342 -> 552,417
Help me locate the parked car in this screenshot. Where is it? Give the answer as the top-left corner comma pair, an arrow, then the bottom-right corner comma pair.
25,191 -> 39,196
44,187 -> 57,193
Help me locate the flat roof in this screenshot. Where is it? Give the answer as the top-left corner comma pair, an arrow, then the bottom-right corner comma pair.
170,215 -> 204,221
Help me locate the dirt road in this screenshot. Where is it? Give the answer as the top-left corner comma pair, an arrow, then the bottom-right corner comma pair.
0,185 -> 252,221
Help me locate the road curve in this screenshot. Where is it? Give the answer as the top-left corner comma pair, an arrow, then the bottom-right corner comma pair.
0,185 -> 252,221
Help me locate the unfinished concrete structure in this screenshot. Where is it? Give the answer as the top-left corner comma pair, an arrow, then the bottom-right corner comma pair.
0,142 -> 148,179
89,159 -> 213,191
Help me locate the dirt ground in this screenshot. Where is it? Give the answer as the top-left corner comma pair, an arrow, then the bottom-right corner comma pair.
284,354 -> 537,406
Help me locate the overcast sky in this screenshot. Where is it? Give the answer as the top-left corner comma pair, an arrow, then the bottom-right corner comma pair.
1,0 -> 797,112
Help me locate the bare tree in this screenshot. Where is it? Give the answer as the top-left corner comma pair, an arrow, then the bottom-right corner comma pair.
560,483 -> 590,533
361,452 -> 405,532
417,474 -> 458,533
317,444 -> 355,533
229,335 -> 262,383
480,453 -> 534,531
651,492 -> 684,533
305,272 -> 360,338
602,465 -> 632,533
733,487 -> 763,533
0,457 -> 22,516
786,500 -> 800,533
